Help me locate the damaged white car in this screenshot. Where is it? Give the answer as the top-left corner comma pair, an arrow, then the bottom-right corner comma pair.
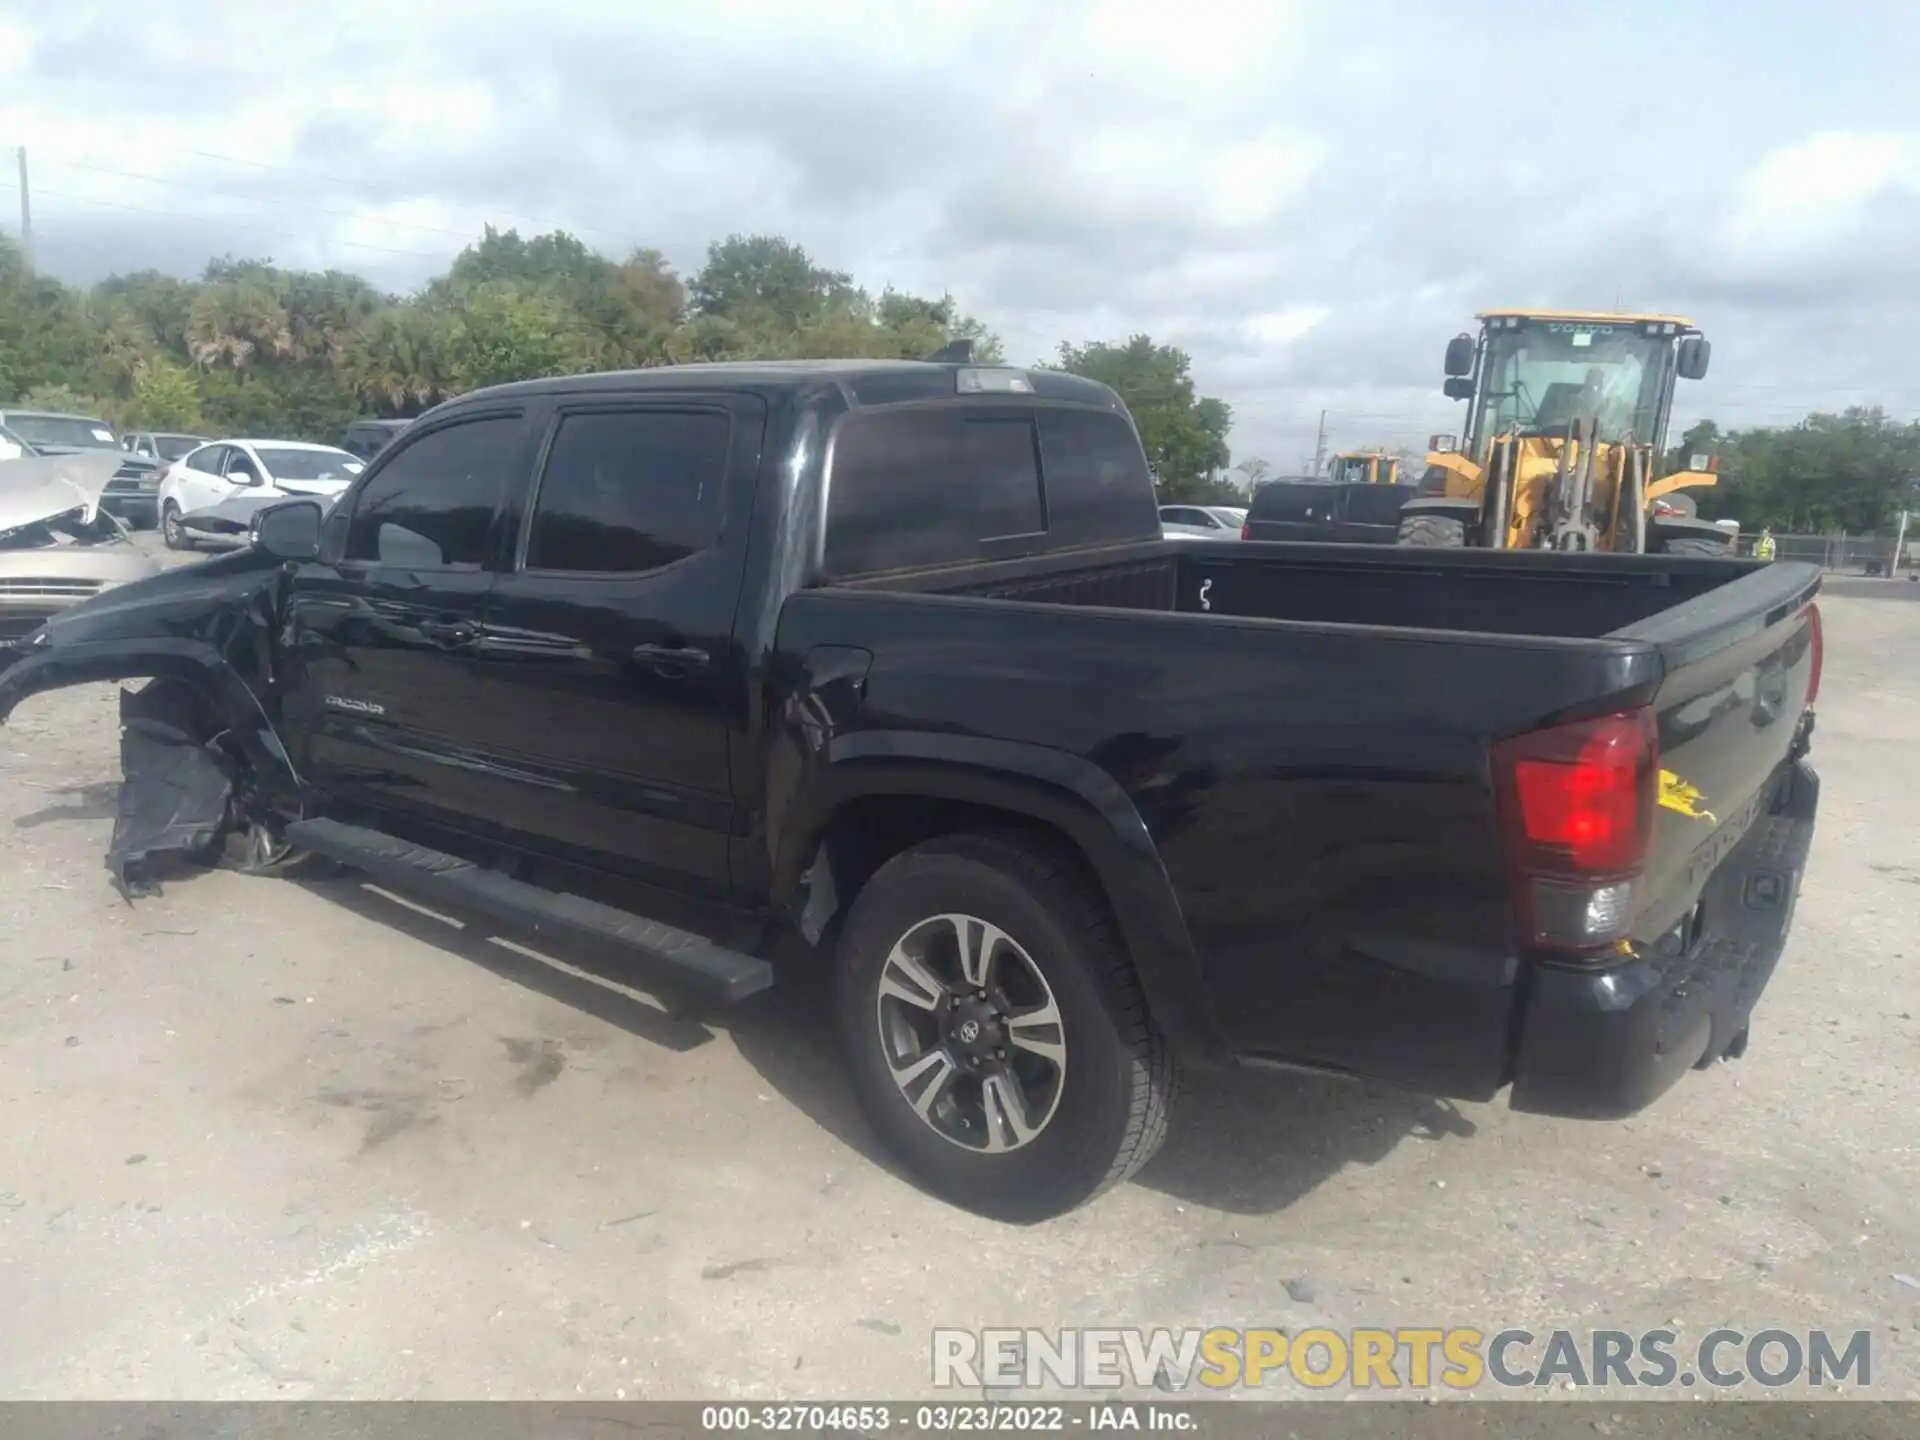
1,450 -> 161,652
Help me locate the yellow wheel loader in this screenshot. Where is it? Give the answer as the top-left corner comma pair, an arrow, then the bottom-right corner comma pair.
1397,310 -> 1729,555
1326,451 -> 1402,486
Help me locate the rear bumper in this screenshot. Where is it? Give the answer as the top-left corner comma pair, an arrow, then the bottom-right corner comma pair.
1509,757 -> 1819,1119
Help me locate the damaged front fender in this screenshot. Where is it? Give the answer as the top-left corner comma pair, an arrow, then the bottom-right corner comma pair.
0,546 -> 304,894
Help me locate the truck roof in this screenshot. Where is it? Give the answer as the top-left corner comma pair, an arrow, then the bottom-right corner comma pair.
445,360 -> 1125,413
1476,309 -> 1698,329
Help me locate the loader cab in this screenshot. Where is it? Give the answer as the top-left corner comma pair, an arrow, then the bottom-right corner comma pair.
1327,452 -> 1401,486
1441,311 -> 1709,467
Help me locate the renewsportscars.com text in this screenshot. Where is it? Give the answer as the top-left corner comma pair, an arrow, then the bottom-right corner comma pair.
932,1326 -> 1873,1392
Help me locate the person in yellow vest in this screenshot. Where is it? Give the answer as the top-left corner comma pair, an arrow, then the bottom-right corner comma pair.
1755,527 -> 1777,560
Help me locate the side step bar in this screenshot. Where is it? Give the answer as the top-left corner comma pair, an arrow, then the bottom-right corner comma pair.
286,817 -> 774,1004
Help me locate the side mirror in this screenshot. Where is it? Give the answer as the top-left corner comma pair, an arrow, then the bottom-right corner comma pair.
1676,334 -> 1711,380
1443,333 -> 1475,377
252,499 -> 323,561
1428,433 -> 1460,454
1443,377 -> 1475,401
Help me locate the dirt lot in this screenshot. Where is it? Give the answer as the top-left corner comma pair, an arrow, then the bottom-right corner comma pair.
2,555 -> 1916,1402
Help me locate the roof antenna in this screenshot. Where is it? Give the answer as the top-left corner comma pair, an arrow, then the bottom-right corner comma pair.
925,339 -> 974,364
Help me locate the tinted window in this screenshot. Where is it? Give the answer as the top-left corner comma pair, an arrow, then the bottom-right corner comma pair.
527,410 -> 731,574
1340,483 -> 1418,527
826,409 -> 1044,576
1035,408 -> 1159,549
1159,507 -> 1196,525
346,416 -> 520,568
1249,483 -> 1337,524
186,445 -> 226,475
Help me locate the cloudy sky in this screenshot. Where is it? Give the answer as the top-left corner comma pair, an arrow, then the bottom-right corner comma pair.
3,0 -> 1918,469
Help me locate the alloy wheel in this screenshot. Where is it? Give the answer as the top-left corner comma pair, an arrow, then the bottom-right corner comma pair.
873,912 -> 1067,1153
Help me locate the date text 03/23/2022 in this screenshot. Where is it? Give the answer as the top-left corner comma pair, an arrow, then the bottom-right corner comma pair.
700,1404 -> 1196,1432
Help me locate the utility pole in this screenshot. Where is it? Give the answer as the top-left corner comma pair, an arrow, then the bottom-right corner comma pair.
1310,409 -> 1328,476
15,147 -> 30,270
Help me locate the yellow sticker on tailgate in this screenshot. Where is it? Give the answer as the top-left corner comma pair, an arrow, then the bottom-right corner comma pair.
1659,769 -> 1716,823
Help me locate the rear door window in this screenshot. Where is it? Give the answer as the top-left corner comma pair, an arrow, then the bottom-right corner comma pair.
525,409 -> 731,574
825,408 -> 1043,576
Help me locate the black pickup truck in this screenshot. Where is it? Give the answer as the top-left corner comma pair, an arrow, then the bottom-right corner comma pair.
1242,478 -> 1418,543
0,359 -> 1823,1220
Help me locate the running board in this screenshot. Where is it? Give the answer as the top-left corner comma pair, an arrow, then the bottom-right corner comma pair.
286,817 -> 774,1004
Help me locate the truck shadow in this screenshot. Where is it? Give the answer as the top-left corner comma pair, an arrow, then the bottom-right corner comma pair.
301,876 -> 719,1056
12,781 -> 120,829
299,876 -> 1480,1218
1133,1068 -> 1479,1215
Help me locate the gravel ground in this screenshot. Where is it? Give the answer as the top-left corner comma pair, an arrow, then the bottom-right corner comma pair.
1,549 -> 1915,1404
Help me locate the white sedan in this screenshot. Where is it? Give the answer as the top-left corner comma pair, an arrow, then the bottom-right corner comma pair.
1158,504 -> 1247,540
159,439 -> 364,550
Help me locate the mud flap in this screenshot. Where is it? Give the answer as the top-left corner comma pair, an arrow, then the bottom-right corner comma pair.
108,678 -> 235,900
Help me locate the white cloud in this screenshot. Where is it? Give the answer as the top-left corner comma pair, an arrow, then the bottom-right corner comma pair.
4,1 -> 1920,463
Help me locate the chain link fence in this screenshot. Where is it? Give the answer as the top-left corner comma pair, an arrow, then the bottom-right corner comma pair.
1731,529 -> 1918,575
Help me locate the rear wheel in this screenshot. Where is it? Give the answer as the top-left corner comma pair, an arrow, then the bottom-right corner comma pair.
161,501 -> 192,551
835,832 -> 1174,1221
1396,513 -> 1468,547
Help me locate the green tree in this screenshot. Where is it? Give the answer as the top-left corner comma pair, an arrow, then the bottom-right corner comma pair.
691,234 -> 855,333
1055,336 -> 1233,501
1698,408 -> 1920,532
15,381 -> 119,425
125,358 -> 206,430
443,282 -> 594,392
1233,457 -> 1272,490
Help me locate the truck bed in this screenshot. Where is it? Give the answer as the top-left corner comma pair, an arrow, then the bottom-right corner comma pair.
791,538 -> 1820,1101
848,536 -> 1774,640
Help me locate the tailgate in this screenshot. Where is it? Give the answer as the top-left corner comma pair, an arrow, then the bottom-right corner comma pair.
1616,561 -> 1821,944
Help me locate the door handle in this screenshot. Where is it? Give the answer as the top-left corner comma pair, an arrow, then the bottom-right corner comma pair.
631,643 -> 711,673
418,618 -> 478,648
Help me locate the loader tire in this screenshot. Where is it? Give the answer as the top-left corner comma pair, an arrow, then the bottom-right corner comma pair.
1396,513 -> 1468,547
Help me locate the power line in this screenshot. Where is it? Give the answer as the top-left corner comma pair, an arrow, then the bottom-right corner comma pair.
62,159 -> 495,245
175,145 -> 614,243
0,177 -> 452,263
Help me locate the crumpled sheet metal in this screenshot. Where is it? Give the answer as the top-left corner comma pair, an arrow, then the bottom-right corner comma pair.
108,678 -> 234,900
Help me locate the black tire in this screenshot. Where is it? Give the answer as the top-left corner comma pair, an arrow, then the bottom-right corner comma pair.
1659,535 -> 1730,557
161,501 -> 193,551
834,831 -> 1175,1221
1396,513 -> 1468,547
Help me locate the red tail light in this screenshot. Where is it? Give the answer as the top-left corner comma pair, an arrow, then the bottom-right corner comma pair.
1805,603 -> 1823,706
1493,709 -> 1658,951
1240,523 -> 1251,540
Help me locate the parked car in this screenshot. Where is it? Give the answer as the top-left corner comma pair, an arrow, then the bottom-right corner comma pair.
0,409 -> 163,529
159,440 -> 364,550
1158,504 -> 1246,539
1243,479 -> 1417,543
124,431 -> 209,465
340,418 -> 413,460
0,450 -> 161,651
176,491 -> 348,552
0,359 -> 1823,1221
